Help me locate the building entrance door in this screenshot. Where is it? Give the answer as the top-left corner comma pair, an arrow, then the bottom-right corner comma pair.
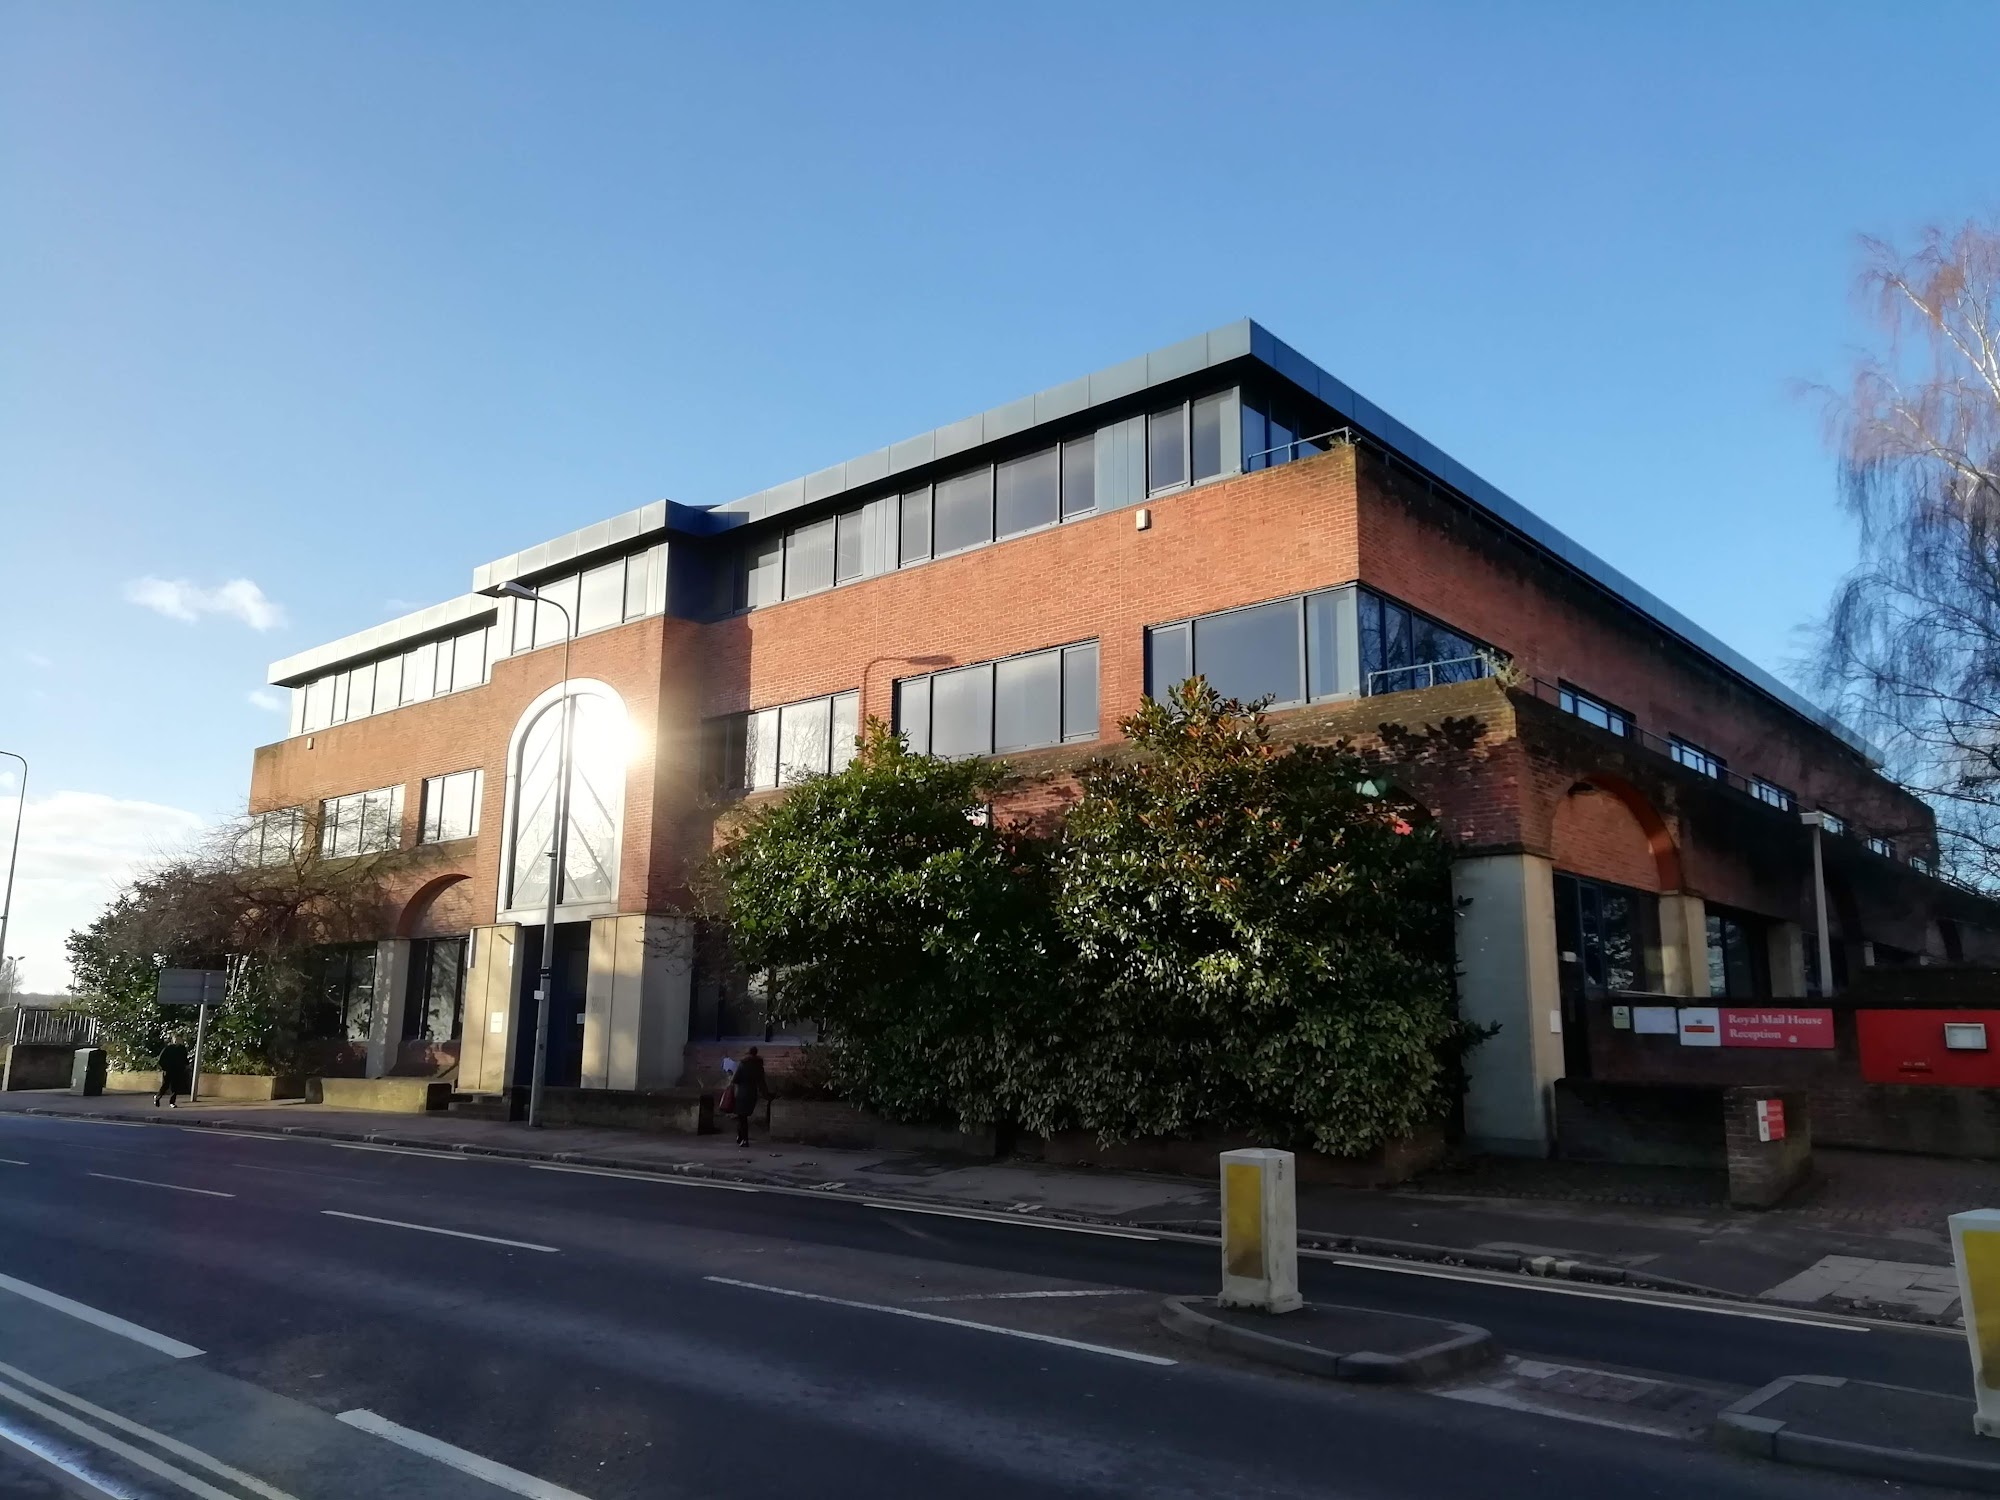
512,921 -> 591,1094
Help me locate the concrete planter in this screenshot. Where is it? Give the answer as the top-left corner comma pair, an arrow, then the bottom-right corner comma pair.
535,1086 -> 714,1135
763,1099 -> 999,1158
2,1044 -> 84,1091
307,1077 -> 451,1112
104,1072 -> 305,1101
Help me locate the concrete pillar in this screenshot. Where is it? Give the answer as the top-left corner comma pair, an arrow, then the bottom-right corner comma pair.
1452,852 -> 1565,1156
1658,893 -> 1710,998
581,913 -> 694,1091
365,939 -> 412,1079
456,923 -> 519,1095
1769,922 -> 1807,998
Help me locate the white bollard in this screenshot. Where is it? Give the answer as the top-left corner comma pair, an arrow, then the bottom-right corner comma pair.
1218,1148 -> 1302,1314
1950,1209 -> 2000,1437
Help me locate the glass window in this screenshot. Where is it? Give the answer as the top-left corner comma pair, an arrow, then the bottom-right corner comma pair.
830,690 -> 860,771
347,662 -> 375,722
1555,872 -> 1660,994
1267,400 -> 1296,466
1061,435 -> 1096,518
404,936 -> 467,1043
368,656 -> 400,715
450,629 -> 484,693
835,508 -> 866,584
1192,392 -> 1227,481
1706,909 -> 1768,998
896,676 -> 932,756
511,594 -> 537,653
245,807 -> 304,866
578,560 -> 624,634
421,769 -> 481,843
933,468 -> 993,556
1305,590 -> 1341,701
1821,811 -> 1847,836
784,518 -> 835,599
1670,736 -> 1725,779
899,487 -> 932,565
1193,599 -> 1303,706
329,671 -> 351,725
703,713 -> 748,791
996,447 -> 1060,539
1242,398 -> 1269,472
746,707 -> 780,791
743,536 -> 784,609
1868,836 -> 1895,858
400,642 -> 435,705
1062,642 -> 1098,741
429,635 -> 454,696
1559,683 -> 1631,737
531,574 -> 578,650
321,785 -> 403,858
1147,622 -> 1192,701
1752,778 -> 1795,811
931,663 -> 993,758
1912,855 -> 1934,875
995,650 -> 1061,752
624,549 -> 652,621
507,694 -> 622,908
1148,405 -> 1187,493
777,697 -> 832,785
303,677 -> 333,733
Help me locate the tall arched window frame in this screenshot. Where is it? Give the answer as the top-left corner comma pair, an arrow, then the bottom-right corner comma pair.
498,680 -> 629,920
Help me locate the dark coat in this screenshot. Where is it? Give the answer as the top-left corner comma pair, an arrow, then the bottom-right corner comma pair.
158,1043 -> 191,1088
732,1055 -> 768,1116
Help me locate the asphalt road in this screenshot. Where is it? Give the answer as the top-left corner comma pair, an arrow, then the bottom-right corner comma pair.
0,1111 -> 1963,1499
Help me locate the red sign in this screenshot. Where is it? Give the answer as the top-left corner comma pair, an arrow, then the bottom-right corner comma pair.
1720,1008 -> 1835,1049
1756,1098 -> 1786,1141
1859,1009 -> 2000,1087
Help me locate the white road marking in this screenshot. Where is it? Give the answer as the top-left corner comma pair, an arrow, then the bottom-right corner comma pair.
528,1163 -> 759,1191
0,1376 -> 262,1500
0,1414 -> 140,1497
323,1141 -> 466,1159
321,1210 -> 559,1253
0,1158 -> 26,1166
0,1270 -> 203,1358
0,1358 -> 297,1500
863,1202 -> 1158,1240
706,1276 -> 1177,1366
337,1409 -> 595,1500
1315,1255 -> 1871,1331
87,1172 -> 234,1199
910,1288 -> 1142,1303
1437,1383 -> 1690,1438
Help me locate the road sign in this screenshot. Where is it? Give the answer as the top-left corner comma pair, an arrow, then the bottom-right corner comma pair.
156,968 -> 228,1006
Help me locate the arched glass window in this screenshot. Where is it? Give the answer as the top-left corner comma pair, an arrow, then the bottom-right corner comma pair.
508,691 -> 625,910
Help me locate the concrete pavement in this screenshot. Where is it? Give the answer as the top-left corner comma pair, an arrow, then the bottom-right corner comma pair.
0,1108 -> 1962,1497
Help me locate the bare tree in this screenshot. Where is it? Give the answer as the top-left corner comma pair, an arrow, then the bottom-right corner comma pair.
1817,219 -> 2000,881
0,955 -> 20,1005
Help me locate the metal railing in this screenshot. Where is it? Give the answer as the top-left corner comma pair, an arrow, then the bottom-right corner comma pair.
1244,426 -> 1357,471
8,1007 -> 99,1048
1364,654 -> 1497,697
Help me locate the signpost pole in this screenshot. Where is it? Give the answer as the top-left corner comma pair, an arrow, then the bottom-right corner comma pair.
190,1003 -> 208,1103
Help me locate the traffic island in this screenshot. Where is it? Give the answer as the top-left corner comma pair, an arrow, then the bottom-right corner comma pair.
1159,1295 -> 1496,1384
1716,1375 -> 2000,1492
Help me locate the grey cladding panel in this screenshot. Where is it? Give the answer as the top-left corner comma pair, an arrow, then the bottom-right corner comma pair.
985,394 -> 1038,442
889,431 -> 937,473
1206,321 -> 1254,362
804,464 -> 847,504
1035,377 -> 1092,424
1095,414 -> 1146,512
1089,354 -> 1150,405
1147,333 -> 1208,385
935,414 -> 984,460
846,447 -> 891,487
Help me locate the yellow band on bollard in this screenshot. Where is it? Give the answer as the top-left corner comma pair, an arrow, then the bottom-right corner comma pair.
1224,1161 -> 1263,1279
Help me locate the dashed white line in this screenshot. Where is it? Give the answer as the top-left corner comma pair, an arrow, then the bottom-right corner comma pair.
321,1210 -> 559,1253
323,1141 -> 467,1159
338,1409 -> 594,1499
87,1172 -> 234,1199
0,1271 -> 202,1358
910,1288 -> 1142,1303
705,1276 -> 1176,1366
528,1163 -> 759,1190
0,1158 -> 26,1166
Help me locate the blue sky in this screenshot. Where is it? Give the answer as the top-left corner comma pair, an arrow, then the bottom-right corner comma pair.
3,1 -> 1996,989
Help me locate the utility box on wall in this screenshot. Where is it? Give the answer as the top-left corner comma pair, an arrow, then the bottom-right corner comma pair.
1858,1010 -> 2000,1087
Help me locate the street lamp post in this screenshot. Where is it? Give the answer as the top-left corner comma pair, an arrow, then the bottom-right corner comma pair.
484,584 -> 573,1129
0,751 -> 25,989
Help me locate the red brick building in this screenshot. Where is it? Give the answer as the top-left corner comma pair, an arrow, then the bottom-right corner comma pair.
249,321 -> 2000,1153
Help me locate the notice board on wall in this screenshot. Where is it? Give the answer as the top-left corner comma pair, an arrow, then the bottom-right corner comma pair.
1719,1008 -> 1835,1049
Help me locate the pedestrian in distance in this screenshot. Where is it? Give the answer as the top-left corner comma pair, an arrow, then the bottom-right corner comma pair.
730,1045 -> 767,1147
154,1037 -> 191,1108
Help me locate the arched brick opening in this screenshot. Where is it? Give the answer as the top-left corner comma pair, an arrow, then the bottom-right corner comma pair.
396,873 -> 472,939
1549,775 -> 1679,892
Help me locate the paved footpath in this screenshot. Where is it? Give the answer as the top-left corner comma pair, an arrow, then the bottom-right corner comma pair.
2,1089 -> 1991,1324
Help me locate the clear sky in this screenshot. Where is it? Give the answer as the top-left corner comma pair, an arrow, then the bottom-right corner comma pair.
3,1 -> 1996,991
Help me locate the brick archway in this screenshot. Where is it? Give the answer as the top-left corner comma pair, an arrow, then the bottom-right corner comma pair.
395,872 -> 471,939
1549,773 -> 1680,892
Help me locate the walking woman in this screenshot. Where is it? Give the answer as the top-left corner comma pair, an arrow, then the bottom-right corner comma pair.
154,1036 -> 191,1108
731,1046 -> 767,1146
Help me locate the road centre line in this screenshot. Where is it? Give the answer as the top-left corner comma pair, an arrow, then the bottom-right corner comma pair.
338,1409 -> 595,1500
1317,1255 -> 1872,1331
0,1358 -> 297,1500
0,1158 -> 25,1166
863,1202 -> 1159,1240
321,1210 -> 560,1253
0,1375 -> 270,1500
528,1163 -> 760,1190
323,1141 -> 467,1159
706,1276 -> 1177,1366
911,1289 -> 1142,1302
87,1172 -> 234,1199
0,1271 -> 202,1358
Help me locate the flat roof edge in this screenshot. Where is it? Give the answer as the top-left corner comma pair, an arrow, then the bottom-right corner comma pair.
267,593 -> 497,686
